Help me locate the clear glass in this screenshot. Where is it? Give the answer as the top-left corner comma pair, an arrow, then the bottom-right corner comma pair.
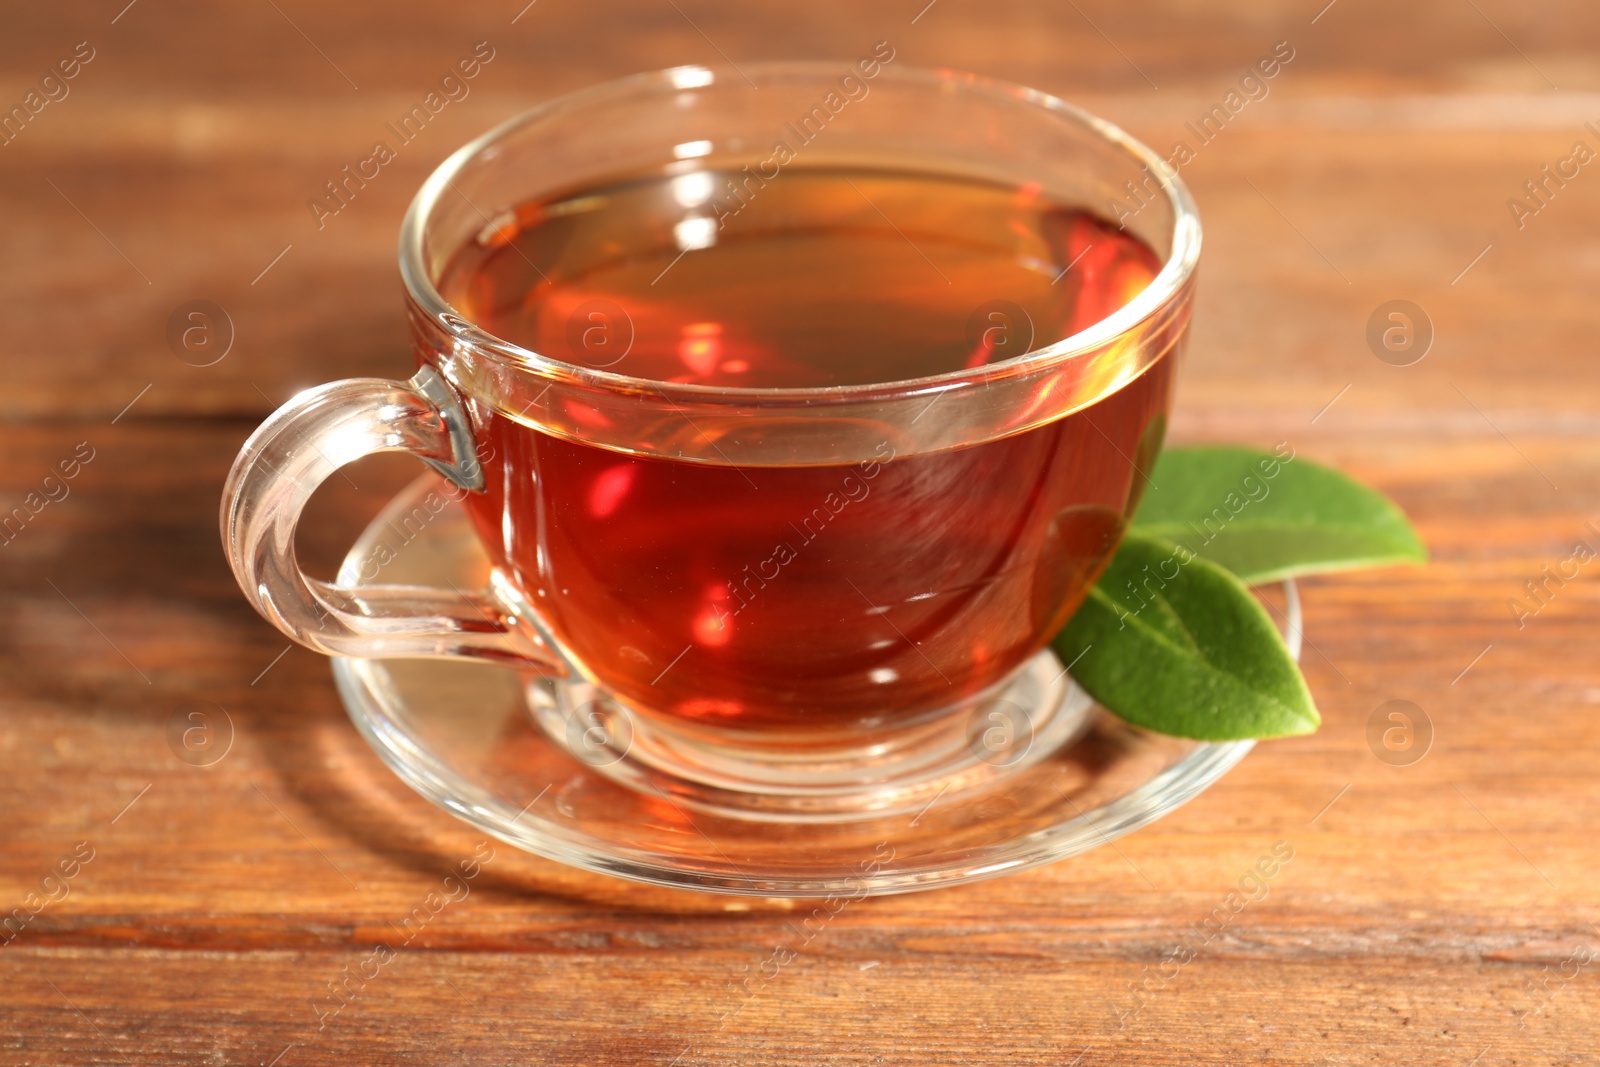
401,63 -> 1198,464
221,62 -> 1204,835
331,478 -> 1285,896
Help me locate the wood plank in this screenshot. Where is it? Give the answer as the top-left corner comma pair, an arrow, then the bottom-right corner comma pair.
2,3 -> 1597,419
1,950 -> 1593,1065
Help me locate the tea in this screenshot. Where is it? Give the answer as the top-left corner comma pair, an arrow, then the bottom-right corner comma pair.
438,167 -> 1169,734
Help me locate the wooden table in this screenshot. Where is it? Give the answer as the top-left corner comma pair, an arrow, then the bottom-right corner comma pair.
3,1 -> 1595,1062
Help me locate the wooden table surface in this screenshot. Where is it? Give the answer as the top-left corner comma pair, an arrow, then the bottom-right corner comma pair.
3,1 -> 1597,1063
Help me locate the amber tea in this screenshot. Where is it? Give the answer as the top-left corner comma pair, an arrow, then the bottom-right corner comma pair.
436,166 -> 1170,733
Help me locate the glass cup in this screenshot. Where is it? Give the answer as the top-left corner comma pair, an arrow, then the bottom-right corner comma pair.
221,62 -> 1199,820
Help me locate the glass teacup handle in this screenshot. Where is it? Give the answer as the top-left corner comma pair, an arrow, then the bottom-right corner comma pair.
220,365 -> 565,671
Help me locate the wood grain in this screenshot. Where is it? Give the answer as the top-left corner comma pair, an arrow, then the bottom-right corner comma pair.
2,0 -> 1598,1063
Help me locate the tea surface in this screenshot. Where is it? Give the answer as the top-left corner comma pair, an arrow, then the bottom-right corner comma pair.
439,167 -> 1160,387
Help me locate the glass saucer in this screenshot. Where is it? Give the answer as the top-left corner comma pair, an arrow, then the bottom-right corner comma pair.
332,476 -> 1296,897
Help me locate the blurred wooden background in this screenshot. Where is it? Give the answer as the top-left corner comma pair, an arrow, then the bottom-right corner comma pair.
2,0 -> 1597,1063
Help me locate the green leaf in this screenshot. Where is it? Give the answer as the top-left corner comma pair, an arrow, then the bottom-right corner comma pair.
1054,532 -> 1319,740
1131,446 -> 1427,583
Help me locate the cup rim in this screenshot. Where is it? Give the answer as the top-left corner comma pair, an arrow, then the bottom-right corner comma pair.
398,61 -> 1200,405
